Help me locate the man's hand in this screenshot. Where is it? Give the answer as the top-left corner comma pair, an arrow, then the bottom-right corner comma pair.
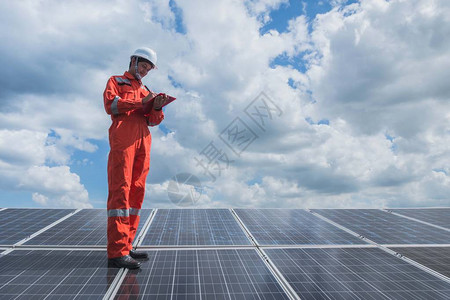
142,93 -> 154,105
153,94 -> 168,110
142,93 -> 168,109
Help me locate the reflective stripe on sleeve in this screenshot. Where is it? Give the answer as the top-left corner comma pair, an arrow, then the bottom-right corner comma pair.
115,77 -> 131,85
107,209 -> 129,217
111,96 -> 120,115
129,208 -> 141,216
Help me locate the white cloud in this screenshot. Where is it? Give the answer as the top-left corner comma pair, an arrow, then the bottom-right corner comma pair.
294,0 -> 450,207
0,129 -> 47,166
329,0 -> 350,7
0,128 -> 91,207
143,0 -> 449,208
308,0 -> 450,135
245,0 -> 289,24
32,193 -> 49,206
20,166 -> 91,208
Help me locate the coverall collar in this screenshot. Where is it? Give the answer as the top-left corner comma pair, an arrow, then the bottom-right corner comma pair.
124,71 -> 141,84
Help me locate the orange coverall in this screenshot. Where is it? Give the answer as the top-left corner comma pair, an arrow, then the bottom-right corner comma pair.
103,71 -> 164,259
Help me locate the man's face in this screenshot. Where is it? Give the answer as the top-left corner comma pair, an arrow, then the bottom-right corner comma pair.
131,58 -> 154,78
137,61 -> 154,78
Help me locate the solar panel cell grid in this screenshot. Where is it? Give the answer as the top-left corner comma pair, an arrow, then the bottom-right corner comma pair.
115,249 -> 290,299
265,247 -> 450,300
141,209 -> 251,246
235,209 -> 365,245
0,209 -> 75,246
391,208 -> 450,229
23,209 -> 152,246
312,209 -> 450,244
389,246 -> 450,278
0,250 -> 119,300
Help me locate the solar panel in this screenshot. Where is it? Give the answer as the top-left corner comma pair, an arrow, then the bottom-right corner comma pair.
2,207 -> 450,299
0,209 -> 75,246
0,249 -> 119,299
23,209 -> 152,246
312,209 -> 450,244
115,249 -> 290,299
234,209 -> 365,245
390,246 -> 450,278
391,208 -> 450,229
140,209 -> 251,246
265,247 -> 450,300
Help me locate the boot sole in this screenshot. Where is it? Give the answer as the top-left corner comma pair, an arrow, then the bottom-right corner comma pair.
108,260 -> 141,269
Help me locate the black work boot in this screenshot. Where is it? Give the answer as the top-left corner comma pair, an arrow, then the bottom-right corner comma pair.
108,255 -> 141,269
129,250 -> 149,259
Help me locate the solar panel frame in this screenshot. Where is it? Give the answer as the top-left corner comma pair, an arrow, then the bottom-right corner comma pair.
391,208 -> 450,230
0,209 -> 76,246
0,249 -> 119,299
312,209 -> 450,244
22,209 -> 152,246
114,249 -> 291,299
264,247 -> 450,300
140,209 -> 252,246
234,209 -> 366,246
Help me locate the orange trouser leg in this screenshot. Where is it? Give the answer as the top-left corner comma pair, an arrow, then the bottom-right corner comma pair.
127,135 -> 151,251
107,145 -> 135,259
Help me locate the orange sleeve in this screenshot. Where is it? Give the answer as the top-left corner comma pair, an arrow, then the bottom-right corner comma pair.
103,77 -> 143,115
146,108 -> 165,126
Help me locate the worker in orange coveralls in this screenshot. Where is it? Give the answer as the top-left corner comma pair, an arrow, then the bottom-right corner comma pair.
103,47 -> 169,269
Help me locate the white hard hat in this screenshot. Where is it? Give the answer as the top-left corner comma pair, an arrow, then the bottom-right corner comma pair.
131,47 -> 157,67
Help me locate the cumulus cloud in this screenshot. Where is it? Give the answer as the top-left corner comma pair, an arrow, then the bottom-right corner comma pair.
20,166 -> 91,208
0,129 -> 48,166
308,0 -> 450,136
0,128 -> 91,207
142,0 -> 450,208
0,125 -> 92,208
297,0 -> 450,206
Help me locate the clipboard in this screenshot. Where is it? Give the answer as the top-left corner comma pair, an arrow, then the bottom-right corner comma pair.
143,93 -> 176,114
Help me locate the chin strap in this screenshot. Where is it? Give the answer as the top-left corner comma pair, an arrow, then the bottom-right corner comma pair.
134,57 -> 142,80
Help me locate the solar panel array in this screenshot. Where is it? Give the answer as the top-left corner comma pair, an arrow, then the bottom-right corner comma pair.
0,208 -> 449,300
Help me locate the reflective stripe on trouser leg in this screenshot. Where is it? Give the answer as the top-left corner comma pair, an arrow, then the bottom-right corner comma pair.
107,209 -> 130,217
129,208 -> 141,216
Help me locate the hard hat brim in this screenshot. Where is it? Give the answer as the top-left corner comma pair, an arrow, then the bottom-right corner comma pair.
131,56 -> 158,69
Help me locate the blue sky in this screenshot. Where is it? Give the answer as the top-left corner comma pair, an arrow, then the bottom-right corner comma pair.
0,0 -> 449,209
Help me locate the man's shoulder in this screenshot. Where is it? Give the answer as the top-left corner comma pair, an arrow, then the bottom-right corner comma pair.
109,75 -> 132,86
